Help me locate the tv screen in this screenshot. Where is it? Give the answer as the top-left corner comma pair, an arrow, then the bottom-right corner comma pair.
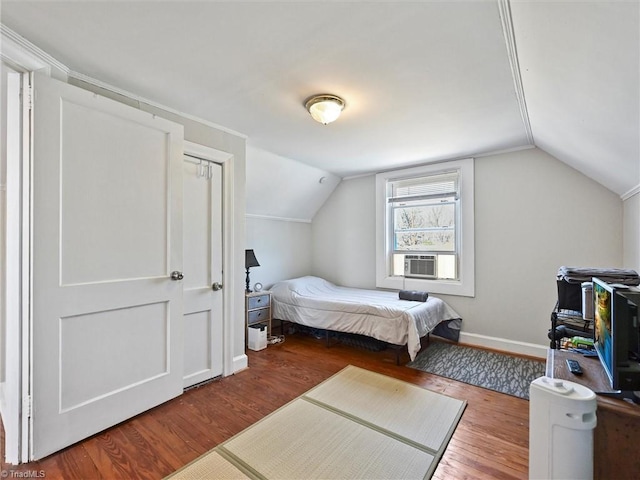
593,277 -> 640,393
593,277 -> 614,383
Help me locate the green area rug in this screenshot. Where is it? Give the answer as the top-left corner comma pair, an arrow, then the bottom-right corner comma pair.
407,342 -> 545,400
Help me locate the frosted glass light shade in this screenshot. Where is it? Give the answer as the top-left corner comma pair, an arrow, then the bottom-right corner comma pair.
305,95 -> 345,125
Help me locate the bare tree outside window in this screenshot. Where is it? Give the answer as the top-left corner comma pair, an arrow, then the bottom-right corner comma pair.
394,202 -> 455,252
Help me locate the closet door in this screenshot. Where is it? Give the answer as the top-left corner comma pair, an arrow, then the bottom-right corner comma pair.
30,73 -> 184,459
182,156 -> 224,387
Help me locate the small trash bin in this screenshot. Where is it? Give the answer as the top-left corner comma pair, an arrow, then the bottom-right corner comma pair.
248,324 -> 267,351
529,376 -> 597,480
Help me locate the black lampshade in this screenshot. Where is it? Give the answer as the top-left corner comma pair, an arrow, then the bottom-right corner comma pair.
245,249 -> 260,269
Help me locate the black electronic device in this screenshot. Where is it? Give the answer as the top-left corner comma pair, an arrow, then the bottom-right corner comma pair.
593,278 -> 640,394
566,358 -> 583,375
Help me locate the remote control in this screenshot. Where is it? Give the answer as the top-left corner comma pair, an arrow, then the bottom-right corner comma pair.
566,358 -> 583,375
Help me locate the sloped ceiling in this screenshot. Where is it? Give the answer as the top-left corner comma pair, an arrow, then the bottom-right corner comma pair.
246,146 -> 341,222
510,0 -> 639,196
1,1 -> 638,196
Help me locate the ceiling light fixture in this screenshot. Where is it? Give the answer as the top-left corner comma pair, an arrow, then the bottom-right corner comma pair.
305,94 -> 345,125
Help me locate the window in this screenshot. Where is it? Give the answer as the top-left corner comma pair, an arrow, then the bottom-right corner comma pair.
376,159 -> 474,297
390,171 -> 459,280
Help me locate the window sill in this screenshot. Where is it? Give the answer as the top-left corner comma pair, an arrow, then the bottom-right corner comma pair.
377,275 -> 474,297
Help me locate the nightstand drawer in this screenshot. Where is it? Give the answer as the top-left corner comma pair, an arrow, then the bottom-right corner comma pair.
248,294 -> 270,310
248,308 -> 269,325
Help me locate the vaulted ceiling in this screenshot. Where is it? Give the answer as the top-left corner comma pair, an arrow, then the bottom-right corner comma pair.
2,1 -> 638,196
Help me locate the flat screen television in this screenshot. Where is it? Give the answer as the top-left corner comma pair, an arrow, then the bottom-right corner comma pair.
592,277 -> 640,396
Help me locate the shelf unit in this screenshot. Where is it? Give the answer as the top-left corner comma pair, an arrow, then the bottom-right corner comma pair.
245,291 -> 271,342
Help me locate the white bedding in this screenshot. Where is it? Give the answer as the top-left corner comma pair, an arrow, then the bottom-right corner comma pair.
270,276 -> 461,360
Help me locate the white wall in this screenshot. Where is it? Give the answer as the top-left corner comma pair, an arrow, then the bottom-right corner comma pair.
246,217 -> 312,290
311,148 -> 623,352
312,174 -> 377,288
623,192 -> 640,271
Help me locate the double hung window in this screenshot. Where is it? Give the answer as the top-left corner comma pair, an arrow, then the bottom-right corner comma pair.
376,159 -> 474,297
390,171 -> 459,280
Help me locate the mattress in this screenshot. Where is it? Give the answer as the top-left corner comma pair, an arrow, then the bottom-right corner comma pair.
271,276 -> 462,360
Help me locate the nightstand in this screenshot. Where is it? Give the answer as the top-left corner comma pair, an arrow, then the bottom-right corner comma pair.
245,291 -> 272,341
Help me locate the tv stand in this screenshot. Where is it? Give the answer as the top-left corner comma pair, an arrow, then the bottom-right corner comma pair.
546,349 -> 640,479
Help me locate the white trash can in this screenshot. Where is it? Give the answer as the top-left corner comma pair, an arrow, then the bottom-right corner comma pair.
248,324 -> 267,351
529,376 -> 597,480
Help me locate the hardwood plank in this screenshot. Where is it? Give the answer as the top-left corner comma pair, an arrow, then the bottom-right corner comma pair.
1,334 -> 530,479
128,416 -> 195,470
450,430 -> 528,469
45,446 -> 103,480
80,429 -> 142,479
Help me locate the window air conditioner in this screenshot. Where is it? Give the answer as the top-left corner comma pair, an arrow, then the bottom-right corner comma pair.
404,255 -> 437,279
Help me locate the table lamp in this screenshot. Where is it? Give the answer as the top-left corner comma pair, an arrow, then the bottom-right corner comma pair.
245,249 -> 260,293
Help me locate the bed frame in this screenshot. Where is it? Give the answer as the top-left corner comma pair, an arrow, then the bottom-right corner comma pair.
278,319 -> 431,365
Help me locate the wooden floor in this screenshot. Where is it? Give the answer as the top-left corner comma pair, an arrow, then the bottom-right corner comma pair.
1,334 -> 535,479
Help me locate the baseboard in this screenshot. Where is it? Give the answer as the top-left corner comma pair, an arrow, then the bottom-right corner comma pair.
458,332 -> 547,359
231,353 -> 248,374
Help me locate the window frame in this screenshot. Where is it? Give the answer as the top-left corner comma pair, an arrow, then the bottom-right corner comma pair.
375,158 -> 475,297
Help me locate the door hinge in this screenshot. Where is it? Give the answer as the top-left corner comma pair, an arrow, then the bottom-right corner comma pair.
22,395 -> 32,418
23,84 -> 33,110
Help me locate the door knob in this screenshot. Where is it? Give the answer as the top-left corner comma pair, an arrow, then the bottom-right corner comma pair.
212,282 -> 223,291
170,271 -> 184,281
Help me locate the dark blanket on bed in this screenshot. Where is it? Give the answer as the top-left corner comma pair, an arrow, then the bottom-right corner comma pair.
399,290 -> 429,302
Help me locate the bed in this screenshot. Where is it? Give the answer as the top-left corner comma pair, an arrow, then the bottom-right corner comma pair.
270,276 -> 462,362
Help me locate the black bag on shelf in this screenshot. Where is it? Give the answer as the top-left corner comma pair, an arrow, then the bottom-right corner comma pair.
557,280 -> 582,312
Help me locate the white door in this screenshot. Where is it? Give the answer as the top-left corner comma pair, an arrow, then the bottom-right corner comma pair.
30,73 -> 184,460
182,155 -> 224,388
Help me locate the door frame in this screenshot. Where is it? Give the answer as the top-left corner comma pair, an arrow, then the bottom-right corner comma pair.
2,25 -> 56,465
1,63 -> 32,465
183,141 -> 236,377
